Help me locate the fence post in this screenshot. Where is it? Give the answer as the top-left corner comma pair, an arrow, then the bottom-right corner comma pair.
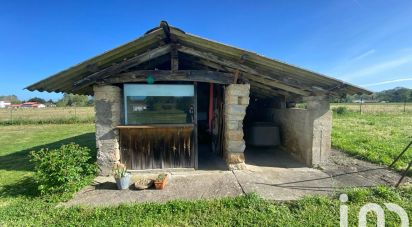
10,108 -> 13,124
404,100 -> 406,113
359,97 -> 363,114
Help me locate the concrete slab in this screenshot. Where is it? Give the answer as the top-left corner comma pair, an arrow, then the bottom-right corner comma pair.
65,171 -> 243,207
65,149 -> 411,207
233,168 -> 333,201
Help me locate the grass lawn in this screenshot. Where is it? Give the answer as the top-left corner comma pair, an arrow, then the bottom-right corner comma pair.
332,112 -> 412,173
0,123 -> 411,226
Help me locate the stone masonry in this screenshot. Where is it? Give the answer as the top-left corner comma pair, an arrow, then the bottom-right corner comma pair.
94,85 -> 122,175
269,96 -> 332,167
223,84 -> 250,170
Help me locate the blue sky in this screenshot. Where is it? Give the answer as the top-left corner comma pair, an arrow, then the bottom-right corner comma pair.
1,0 -> 412,101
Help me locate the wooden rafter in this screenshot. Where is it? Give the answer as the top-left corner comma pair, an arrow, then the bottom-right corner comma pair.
103,70 -> 234,84
177,45 -> 311,96
170,44 -> 179,71
73,44 -> 172,90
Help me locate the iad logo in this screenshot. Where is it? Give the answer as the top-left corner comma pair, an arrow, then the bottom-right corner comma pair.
339,194 -> 409,227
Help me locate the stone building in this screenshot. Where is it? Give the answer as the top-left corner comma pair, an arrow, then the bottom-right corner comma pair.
27,22 -> 370,175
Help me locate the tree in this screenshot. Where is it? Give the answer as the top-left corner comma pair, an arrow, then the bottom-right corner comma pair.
56,94 -> 93,107
28,97 -> 46,104
0,95 -> 21,104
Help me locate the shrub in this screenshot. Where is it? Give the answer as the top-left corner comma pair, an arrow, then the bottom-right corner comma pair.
334,106 -> 348,115
30,143 -> 96,200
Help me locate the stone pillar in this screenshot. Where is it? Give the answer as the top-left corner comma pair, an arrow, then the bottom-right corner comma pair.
93,85 -> 122,175
305,96 -> 332,166
223,84 -> 250,170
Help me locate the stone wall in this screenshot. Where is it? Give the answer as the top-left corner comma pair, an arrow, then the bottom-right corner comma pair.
223,84 -> 250,170
267,96 -> 332,166
94,85 -> 122,175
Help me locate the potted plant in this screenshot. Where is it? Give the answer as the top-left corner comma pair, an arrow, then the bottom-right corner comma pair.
154,173 -> 169,190
112,163 -> 130,190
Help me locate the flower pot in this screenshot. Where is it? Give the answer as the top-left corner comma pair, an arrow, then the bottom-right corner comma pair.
154,174 -> 169,190
115,173 -> 131,190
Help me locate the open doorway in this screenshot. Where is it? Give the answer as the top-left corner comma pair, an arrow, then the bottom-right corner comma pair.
243,95 -> 306,168
196,82 -> 227,170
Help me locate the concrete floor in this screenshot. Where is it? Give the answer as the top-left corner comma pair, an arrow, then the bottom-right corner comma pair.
65,147 -> 411,207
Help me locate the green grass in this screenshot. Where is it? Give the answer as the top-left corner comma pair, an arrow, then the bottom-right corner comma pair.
1,187 -> 411,226
0,124 -> 95,199
332,112 -> 412,173
0,122 -> 411,226
0,107 -> 95,125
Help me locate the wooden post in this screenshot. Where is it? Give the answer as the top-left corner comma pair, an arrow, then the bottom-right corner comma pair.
208,83 -> 214,133
404,99 -> 406,113
359,96 -> 363,114
194,82 -> 198,169
396,161 -> 412,187
171,45 -> 179,71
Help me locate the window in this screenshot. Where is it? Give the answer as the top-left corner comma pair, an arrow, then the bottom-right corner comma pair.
124,84 -> 194,124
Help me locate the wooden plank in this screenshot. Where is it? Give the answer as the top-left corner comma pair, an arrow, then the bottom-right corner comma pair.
172,31 -> 369,95
192,58 -> 317,94
27,29 -> 165,93
73,44 -> 173,90
119,127 -> 194,170
177,45 -> 311,96
171,44 -> 179,71
194,82 -> 198,169
105,70 -> 235,84
117,124 -> 194,129
171,30 -> 338,88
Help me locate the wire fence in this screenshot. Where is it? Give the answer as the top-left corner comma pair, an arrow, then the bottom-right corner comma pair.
0,107 -> 95,124
331,102 -> 412,114
0,103 -> 411,124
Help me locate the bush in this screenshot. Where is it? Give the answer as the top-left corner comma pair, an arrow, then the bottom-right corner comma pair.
30,143 -> 96,200
333,106 -> 348,115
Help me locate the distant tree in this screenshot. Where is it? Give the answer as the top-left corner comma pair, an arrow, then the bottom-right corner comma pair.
336,87 -> 412,103
0,95 -> 21,104
375,87 -> 411,102
28,97 -> 46,104
56,94 -> 93,107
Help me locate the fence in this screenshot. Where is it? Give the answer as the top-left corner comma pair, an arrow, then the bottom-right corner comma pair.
0,107 -> 95,124
1,103 -> 411,124
331,103 -> 412,114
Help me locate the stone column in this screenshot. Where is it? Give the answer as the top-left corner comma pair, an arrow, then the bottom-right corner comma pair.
223,84 -> 250,170
93,85 -> 122,175
305,96 -> 332,166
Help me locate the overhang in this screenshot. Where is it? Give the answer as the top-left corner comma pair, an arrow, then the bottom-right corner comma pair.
26,22 -> 371,98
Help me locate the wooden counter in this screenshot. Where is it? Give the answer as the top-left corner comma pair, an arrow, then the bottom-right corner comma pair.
116,124 -> 194,129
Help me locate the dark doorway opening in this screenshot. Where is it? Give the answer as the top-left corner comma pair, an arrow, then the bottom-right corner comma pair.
243,95 -> 305,168
196,82 -> 227,170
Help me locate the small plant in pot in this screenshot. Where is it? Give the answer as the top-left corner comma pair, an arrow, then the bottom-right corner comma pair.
112,163 -> 130,190
154,173 -> 169,190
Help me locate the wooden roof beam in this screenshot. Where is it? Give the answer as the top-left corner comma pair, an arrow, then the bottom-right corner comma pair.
250,81 -> 293,98
177,45 -> 311,96
72,44 -> 172,91
103,70 -> 235,84
171,44 -> 179,71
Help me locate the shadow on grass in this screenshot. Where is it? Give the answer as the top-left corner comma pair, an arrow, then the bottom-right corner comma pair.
0,177 -> 40,198
0,132 -> 96,172
0,132 -> 96,198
